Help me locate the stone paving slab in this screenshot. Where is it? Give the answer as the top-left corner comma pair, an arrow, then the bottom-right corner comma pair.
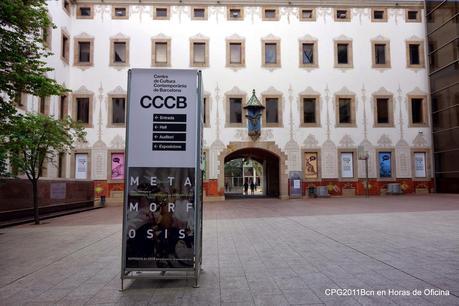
0,195 -> 458,305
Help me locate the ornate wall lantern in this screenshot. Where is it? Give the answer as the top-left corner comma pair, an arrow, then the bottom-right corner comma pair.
244,89 -> 265,141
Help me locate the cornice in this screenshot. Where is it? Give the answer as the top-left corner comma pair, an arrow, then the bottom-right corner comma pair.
74,1 -> 424,8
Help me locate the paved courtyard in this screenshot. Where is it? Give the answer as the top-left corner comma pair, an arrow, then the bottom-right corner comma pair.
0,194 -> 459,305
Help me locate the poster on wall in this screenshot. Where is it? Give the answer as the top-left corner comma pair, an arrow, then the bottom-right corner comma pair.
75,153 -> 88,179
111,153 -> 125,180
414,152 -> 426,178
122,69 -> 203,281
304,152 -> 318,179
379,152 -> 392,178
341,152 -> 354,178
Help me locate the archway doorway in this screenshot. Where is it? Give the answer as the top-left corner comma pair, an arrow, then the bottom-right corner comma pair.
224,148 -> 280,198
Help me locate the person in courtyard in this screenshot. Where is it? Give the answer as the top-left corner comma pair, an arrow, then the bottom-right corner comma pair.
250,181 -> 255,195
244,181 -> 249,195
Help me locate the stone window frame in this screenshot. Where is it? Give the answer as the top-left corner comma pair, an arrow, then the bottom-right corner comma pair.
405,9 -> 421,23
191,6 -> 208,20
373,94 -> 394,128
107,150 -> 125,182
227,6 -> 244,21
38,96 -> 50,115
299,95 -> 321,127
299,39 -> 319,68
225,94 -> 247,128
299,8 -> 316,22
59,94 -> 69,120
190,38 -> 209,68
62,0 -> 71,16
262,7 -> 280,21
406,40 -> 425,68
107,94 -> 127,128
202,148 -> 209,180
61,29 -> 70,64
335,94 -> 356,128
411,149 -> 431,180
334,39 -> 353,68
76,4 -> 94,19
261,38 -> 281,68
371,40 -> 391,69
151,38 -> 171,67
73,37 -> 94,67
334,8 -> 351,22
338,149 -> 358,181
15,92 -> 27,110
262,94 -> 283,128
226,38 -> 245,68
203,94 -> 210,128
57,152 -> 67,178
302,150 -> 321,181
72,93 -> 93,128
43,19 -> 52,50
71,150 -> 92,180
153,6 -> 170,20
376,148 -> 396,181
371,8 -> 387,22
408,94 -> 429,127
110,38 -> 130,67
112,5 -> 129,20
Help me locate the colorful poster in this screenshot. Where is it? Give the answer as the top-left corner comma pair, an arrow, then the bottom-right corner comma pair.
75,153 -> 88,179
414,152 -> 426,177
304,152 -> 318,179
341,152 -> 354,178
111,153 -> 125,180
379,152 -> 392,178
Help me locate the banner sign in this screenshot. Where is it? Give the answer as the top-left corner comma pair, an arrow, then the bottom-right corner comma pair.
340,152 -> 354,178
122,69 -> 202,274
414,152 -> 426,178
289,171 -> 303,198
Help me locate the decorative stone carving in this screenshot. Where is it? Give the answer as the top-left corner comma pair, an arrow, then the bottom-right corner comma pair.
225,86 -> 247,96
262,34 -> 280,41
95,5 -> 111,21
339,135 -> 356,148
75,139 -> 90,150
107,86 -> 126,96
334,34 -> 352,42
234,129 -> 249,141
396,139 -> 411,178
321,140 -> 338,179
260,86 -> 282,96
280,6 -> 296,24
210,139 -> 225,179
303,134 -> 319,148
407,87 -> 428,96
209,6 -> 225,23
110,135 -> 125,149
152,33 -> 170,40
353,8 -> 370,25
226,33 -> 244,41
413,133 -> 429,147
390,8 -> 405,25
190,33 -> 209,40
285,139 -> 301,172
259,129 -> 274,141
317,8 -> 332,23
92,148 -> 107,180
377,134 -> 393,147
74,86 -> 94,95
358,139 -> 376,178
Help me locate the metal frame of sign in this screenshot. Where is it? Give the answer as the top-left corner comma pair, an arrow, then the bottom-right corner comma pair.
120,69 -> 203,289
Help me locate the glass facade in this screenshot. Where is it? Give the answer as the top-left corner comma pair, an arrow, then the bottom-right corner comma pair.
426,0 -> 459,193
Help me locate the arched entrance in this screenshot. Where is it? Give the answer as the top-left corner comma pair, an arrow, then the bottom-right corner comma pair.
218,142 -> 288,199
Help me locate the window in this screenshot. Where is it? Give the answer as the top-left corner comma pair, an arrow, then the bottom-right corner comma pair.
73,95 -> 93,127
226,40 -> 245,67
62,0 -> 70,15
110,39 -> 129,66
299,41 -> 318,68
409,96 -> 428,126
300,8 -> 315,21
228,7 -> 243,20
61,31 -> 69,63
203,96 -> 210,127
372,41 -> 391,68
340,152 -> 355,178
406,9 -> 421,22
152,39 -> 170,67
74,38 -> 93,66
42,25 -> 52,50
226,96 -> 245,127
335,41 -> 353,68
39,97 -> 48,115
413,152 -> 427,178
109,96 -> 126,127
110,152 -> 125,180
336,96 -> 355,127
262,40 -> 281,67
59,95 -> 68,120
14,92 -> 26,109
374,97 -> 394,127
154,7 -> 169,20
406,42 -> 425,68
378,151 -> 393,179
77,4 -> 93,19
190,40 -> 209,67
335,9 -> 350,22
263,8 -> 279,21
112,6 -> 128,19
263,96 -> 281,127
371,9 -> 387,22
58,152 -> 65,178
301,96 -> 320,126
192,7 -> 207,20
